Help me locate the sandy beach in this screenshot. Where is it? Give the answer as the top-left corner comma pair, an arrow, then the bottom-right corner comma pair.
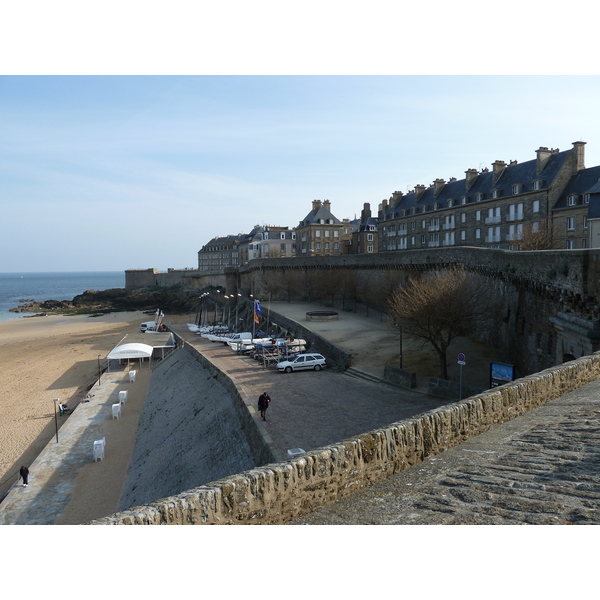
0,311 -> 149,501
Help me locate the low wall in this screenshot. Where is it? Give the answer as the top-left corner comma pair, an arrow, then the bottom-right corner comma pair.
90,352 -> 600,525
384,365 -> 416,389
428,377 -> 485,400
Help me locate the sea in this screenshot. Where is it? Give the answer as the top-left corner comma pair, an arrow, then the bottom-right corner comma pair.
0,271 -> 125,322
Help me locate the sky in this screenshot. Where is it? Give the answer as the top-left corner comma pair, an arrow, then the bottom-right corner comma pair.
2,5 -> 600,273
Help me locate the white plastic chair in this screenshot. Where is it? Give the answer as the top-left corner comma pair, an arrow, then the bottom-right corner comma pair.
112,403 -> 121,419
119,390 -> 128,404
129,370 -> 137,383
93,439 -> 105,461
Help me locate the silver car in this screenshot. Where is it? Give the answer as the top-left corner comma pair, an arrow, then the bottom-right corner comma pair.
277,353 -> 327,373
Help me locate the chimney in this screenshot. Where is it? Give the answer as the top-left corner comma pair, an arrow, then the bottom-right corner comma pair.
323,199 -> 331,212
379,199 -> 388,219
536,147 -> 552,175
415,184 -> 426,202
312,199 -> 322,212
360,202 -> 371,222
572,141 -> 586,171
492,160 -> 506,184
465,168 -> 478,191
433,178 -> 445,198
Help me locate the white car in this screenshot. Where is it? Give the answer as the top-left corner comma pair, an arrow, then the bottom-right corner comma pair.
277,353 -> 326,373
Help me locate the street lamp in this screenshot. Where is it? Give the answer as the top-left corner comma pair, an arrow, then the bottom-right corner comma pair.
53,399 -> 59,443
97,355 -> 102,386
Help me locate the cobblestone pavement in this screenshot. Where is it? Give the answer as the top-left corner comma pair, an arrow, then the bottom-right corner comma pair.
289,377 -> 600,525
172,323 -> 448,458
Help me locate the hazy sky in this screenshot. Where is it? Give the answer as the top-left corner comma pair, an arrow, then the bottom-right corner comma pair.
2,3 -> 599,273
3,75 -> 600,273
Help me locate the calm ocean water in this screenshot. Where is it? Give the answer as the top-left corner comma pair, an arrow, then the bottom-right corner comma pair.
0,271 -> 125,321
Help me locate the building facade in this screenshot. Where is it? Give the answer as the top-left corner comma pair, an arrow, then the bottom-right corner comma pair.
378,142 -> 589,252
295,200 -> 352,257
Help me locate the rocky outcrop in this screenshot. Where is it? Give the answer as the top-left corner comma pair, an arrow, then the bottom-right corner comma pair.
10,285 -> 196,315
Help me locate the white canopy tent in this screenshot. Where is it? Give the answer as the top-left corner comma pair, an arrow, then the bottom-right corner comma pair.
107,343 -> 154,371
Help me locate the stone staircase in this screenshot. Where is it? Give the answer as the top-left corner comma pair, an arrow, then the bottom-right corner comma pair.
343,367 -> 394,386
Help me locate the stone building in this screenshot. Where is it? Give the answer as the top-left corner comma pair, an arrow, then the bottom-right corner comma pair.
197,234 -> 245,271
348,202 -> 378,254
295,199 -> 352,257
378,141 -> 590,252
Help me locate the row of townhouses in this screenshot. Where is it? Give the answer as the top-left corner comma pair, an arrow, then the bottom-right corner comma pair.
197,141 -> 600,271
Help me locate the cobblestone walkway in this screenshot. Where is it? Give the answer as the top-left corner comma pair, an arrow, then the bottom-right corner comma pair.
290,378 -> 600,525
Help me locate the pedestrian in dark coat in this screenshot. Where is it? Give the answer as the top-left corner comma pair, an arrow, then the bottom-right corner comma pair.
20,466 -> 29,487
258,392 -> 271,421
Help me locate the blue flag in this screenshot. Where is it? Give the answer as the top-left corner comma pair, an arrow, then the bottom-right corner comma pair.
254,300 -> 261,315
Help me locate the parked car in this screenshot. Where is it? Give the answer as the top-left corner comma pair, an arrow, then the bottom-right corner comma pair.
277,353 -> 326,373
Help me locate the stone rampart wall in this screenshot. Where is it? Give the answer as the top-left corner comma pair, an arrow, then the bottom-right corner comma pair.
91,352 -> 600,525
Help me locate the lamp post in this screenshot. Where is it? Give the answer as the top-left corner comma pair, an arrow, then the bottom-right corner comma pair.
53,399 -> 59,443
97,354 -> 102,386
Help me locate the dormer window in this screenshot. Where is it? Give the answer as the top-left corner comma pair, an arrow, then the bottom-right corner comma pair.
475,193 -> 483,202
533,179 -> 543,190
584,194 -> 590,204
491,189 -> 500,199
568,195 -> 578,206
433,202 -> 440,211
512,184 -> 521,195
421,205 -> 427,213
461,196 -> 468,205
401,209 -> 406,217
448,199 -> 454,208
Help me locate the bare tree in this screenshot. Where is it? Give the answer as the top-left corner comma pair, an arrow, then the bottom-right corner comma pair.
519,221 -> 554,251
388,266 -> 498,379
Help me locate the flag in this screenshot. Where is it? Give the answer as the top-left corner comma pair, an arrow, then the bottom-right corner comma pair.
253,299 -> 261,324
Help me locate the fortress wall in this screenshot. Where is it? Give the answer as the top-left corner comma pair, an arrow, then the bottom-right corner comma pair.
93,351 -> 600,525
117,344 -> 275,512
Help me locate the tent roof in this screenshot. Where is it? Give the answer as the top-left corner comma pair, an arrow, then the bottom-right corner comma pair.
107,343 -> 154,360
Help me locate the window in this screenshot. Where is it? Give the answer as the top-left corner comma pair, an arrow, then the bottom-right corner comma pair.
411,221 -> 416,230
567,239 -> 575,249
448,199 -> 454,208
568,195 -> 577,206
280,244 -> 286,253
461,213 -> 466,223
334,242 -> 339,249
532,221 -> 539,233
584,194 -> 590,204
584,216 -> 588,229
567,217 -> 575,230
433,202 -> 440,210
280,233 -> 285,239
476,193 -> 483,202
533,200 -> 540,213
461,230 -> 466,241
325,230 -> 330,237
533,179 -> 542,190
512,184 -> 521,195
421,205 -> 427,213
492,189 -> 500,199
475,228 -> 481,239
367,233 -> 373,241
421,219 -> 426,229
315,230 -> 321,237
582,238 -> 588,248
462,196 -> 469,205
475,210 -> 481,222
367,245 -> 373,253
325,242 -> 330,249
315,242 -> 321,249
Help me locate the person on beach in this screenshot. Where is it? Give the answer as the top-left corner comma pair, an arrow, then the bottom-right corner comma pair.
20,466 -> 29,487
258,392 -> 271,421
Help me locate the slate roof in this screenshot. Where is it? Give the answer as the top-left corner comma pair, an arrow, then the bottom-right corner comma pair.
384,149 -> 572,219
554,165 -> 600,210
300,204 -> 341,225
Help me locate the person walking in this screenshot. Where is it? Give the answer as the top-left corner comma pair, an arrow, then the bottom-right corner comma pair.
20,466 -> 29,487
258,392 -> 271,421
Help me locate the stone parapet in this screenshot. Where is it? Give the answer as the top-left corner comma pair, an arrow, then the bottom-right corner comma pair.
90,352 -> 600,525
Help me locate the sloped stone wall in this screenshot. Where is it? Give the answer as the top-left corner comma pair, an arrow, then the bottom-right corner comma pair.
92,352 -> 600,525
